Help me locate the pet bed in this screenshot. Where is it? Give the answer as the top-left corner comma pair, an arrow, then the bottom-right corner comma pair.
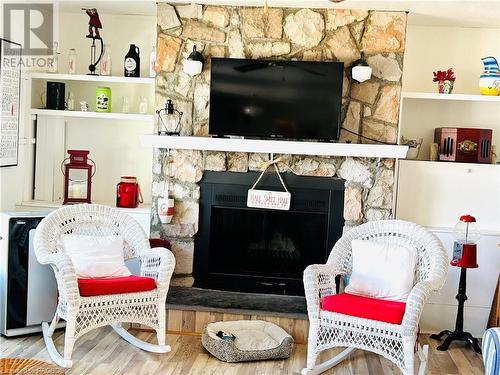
201,320 -> 294,363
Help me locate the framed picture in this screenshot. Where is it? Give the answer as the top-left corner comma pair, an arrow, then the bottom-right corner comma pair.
0,38 -> 22,167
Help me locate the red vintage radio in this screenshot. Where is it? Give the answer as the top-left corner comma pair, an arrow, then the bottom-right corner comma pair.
434,127 -> 492,163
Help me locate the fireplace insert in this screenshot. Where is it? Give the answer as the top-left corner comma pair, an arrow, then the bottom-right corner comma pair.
194,171 -> 345,296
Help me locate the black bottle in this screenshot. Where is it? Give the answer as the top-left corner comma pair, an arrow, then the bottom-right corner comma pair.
124,44 -> 140,77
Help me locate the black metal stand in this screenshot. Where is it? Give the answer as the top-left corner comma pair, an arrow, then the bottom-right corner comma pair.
430,267 -> 481,353
86,36 -> 103,75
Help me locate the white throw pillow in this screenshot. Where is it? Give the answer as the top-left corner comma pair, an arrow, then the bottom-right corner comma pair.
61,234 -> 131,279
344,239 -> 417,302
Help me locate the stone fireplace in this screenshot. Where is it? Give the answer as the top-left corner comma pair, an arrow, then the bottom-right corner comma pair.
150,4 -> 407,287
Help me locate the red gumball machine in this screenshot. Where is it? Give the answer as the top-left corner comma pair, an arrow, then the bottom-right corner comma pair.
451,215 -> 480,268
431,214 -> 482,353
62,150 -> 95,205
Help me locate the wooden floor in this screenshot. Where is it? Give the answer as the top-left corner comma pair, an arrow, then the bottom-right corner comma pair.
0,327 -> 484,375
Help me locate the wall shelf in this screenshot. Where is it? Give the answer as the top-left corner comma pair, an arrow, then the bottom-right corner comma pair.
402,91 -> 500,102
140,135 -> 409,158
32,109 -> 154,121
29,72 -> 155,85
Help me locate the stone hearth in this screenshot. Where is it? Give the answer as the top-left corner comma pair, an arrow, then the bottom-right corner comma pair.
167,287 -> 307,318
151,4 -> 407,286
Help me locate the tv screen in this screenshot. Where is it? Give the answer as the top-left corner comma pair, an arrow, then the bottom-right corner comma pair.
209,58 -> 344,141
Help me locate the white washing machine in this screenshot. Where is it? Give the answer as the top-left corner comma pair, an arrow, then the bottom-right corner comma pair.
0,212 -> 58,336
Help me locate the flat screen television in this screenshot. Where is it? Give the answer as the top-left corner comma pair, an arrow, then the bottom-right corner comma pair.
209,58 -> 344,141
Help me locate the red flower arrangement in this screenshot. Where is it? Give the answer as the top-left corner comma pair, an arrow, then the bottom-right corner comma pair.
433,68 -> 456,82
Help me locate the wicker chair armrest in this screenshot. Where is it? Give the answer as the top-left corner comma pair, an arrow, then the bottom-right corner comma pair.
139,247 -> 176,290
42,252 -> 81,307
303,264 -> 344,319
401,280 -> 433,336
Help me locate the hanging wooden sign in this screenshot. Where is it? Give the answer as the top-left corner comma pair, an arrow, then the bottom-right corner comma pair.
247,189 -> 291,210
247,161 -> 291,211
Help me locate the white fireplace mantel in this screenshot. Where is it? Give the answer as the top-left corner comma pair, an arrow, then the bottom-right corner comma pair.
140,135 -> 409,158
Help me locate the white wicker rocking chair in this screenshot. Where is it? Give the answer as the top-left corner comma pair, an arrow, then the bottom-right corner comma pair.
33,204 -> 175,368
301,220 -> 448,375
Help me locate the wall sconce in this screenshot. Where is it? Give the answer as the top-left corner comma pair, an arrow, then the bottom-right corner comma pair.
351,51 -> 372,83
183,45 -> 204,76
157,99 -> 183,135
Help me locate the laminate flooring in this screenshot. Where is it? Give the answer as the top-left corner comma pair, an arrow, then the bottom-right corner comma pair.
0,327 -> 484,375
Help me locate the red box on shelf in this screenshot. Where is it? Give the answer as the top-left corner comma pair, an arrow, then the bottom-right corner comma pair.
434,127 -> 493,163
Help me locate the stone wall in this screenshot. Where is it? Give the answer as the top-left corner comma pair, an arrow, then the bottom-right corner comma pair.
152,4 -> 407,286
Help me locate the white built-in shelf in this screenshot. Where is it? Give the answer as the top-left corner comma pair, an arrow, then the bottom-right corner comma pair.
140,135 -> 409,158
17,200 -> 152,214
29,72 -> 155,85
402,91 -> 500,102
31,109 -> 154,121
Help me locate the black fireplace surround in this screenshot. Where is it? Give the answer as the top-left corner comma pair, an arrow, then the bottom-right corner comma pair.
193,171 -> 345,296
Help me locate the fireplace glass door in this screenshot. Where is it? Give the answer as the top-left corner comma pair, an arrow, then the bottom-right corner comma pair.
210,207 -> 328,280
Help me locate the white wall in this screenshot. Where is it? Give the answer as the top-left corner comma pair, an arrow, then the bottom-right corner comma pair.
403,25 -> 500,94
396,160 -> 500,232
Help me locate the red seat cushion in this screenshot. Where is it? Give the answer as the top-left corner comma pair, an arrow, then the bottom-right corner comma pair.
320,293 -> 406,324
77,276 -> 156,297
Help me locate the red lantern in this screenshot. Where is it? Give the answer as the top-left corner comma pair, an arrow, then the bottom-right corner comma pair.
62,150 -> 95,205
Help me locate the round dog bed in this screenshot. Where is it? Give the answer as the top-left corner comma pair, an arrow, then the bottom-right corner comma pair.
201,320 -> 294,363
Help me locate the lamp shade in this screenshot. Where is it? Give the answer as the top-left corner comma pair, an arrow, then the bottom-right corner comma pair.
351,51 -> 372,83
183,45 -> 204,76
352,65 -> 372,83
183,59 -> 203,76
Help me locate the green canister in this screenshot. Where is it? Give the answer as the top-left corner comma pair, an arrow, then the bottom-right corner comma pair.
96,86 -> 111,112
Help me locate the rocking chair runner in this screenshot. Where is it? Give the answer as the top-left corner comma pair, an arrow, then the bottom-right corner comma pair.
301,220 -> 448,375
33,204 -> 175,368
